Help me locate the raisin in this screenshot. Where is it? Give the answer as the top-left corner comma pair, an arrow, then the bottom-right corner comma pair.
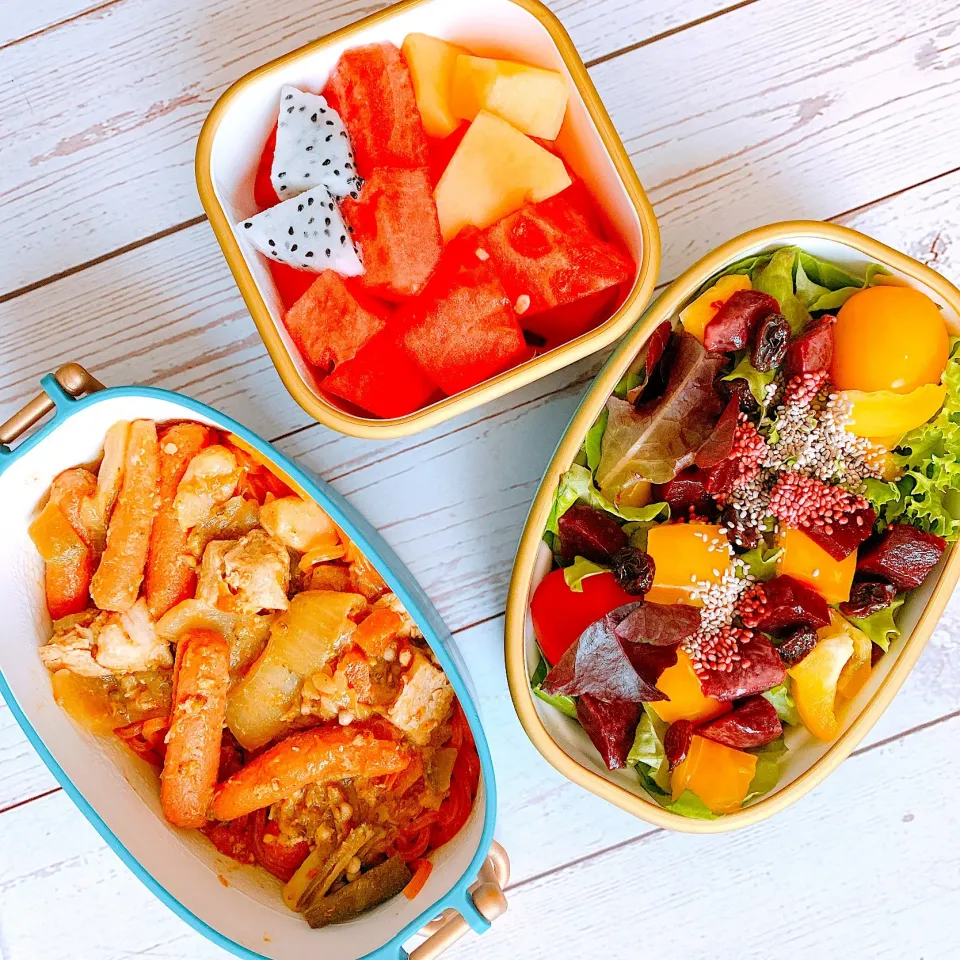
751,312 -> 790,372
664,719 -> 694,768
777,624 -> 818,667
839,580 -> 898,619
720,504 -> 760,551
717,376 -> 760,417
611,546 -> 655,596
558,504 -> 628,565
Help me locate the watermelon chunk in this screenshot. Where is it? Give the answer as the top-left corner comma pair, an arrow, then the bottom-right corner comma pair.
255,124 -> 280,209
523,285 -> 622,348
341,168 -> 442,301
323,330 -> 438,419
283,271 -> 388,373
270,261 -> 316,310
398,230 -> 527,395
324,43 -> 429,178
481,197 -> 633,318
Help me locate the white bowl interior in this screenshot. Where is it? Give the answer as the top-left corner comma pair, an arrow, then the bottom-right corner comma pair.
522,234 -> 959,811
0,393 -> 486,960
205,0 -> 644,414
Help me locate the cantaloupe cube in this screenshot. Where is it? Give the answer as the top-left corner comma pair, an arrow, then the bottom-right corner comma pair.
777,527 -> 856,604
645,523 -> 734,606
649,650 -> 730,725
679,274 -> 752,343
670,735 -> 757,813
434,111 -> 571,241
401,33 -> 468,139
450,54 -> 569,140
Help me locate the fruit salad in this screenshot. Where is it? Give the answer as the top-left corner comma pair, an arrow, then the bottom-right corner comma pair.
529,247 -> 955,818
238,36 -> 634,419
29,420 -> 480,923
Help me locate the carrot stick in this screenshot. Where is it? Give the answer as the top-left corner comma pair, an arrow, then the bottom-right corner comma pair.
30,501 -> 94,620
210,727 -> 410,822
403,859 -> 433,900
90,419 -> 160,612
353,607 -> 403,657
160,629 -> 230,828
145,423 -> 215,618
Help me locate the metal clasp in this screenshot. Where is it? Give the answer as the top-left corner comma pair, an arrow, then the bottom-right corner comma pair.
0,363 -> 105,446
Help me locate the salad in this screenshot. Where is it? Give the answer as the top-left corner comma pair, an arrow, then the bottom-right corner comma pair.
29,420 -> 480,924
238,35 -> 634,419
530,247 -> 955,818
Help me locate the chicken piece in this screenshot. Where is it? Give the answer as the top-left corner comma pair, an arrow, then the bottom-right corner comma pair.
373,593 -> 423,639
39,610 -> 112,678
259,496 -> 338,552
196,530 -> 290,613
173,445 -> 241,530
39,601 -> 172,677
93,598 -> 173,673
387,652 -> 454,746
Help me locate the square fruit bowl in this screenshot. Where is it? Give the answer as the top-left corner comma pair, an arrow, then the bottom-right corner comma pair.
196,0 -> 659,439
505,221 -> 960,833
0,364 -> 506,960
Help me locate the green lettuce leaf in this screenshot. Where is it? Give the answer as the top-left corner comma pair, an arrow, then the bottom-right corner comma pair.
531,654 -> 578,717
763,682 -> 801,726
563,556 -> 609,592
737,544 -> 784,582
754,248 -> 797,305
722,354 -> 777,406
744,737 -> 787,803
870,349 -> 960,541
782,295 -> 812,335
585,408 -> 609,473
662,790 -> 720,820
546,464 -> 669,535
627,706 -> 671,792
845,595 -> 905,653
796,251 -> 863,290
794,258 -> 832,307
532,685 -> 579,718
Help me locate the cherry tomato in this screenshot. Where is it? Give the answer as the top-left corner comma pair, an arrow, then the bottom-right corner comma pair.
531,569 -> 634,665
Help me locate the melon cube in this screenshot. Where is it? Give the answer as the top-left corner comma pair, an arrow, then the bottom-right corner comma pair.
398,230 -> 527,395
434,110 -> 571,241
401,33 -> 468,139
324,42 -> 429,177
479,196 -> 633,318
341,168 -> 443,301
283,271 -> 388,373
450,54 -> 568,140
323,330 -> 437,419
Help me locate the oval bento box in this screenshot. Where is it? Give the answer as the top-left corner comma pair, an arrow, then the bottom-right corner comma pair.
505,220 -> 960,833
195,0 -> 660,440
0,364 -> 506,960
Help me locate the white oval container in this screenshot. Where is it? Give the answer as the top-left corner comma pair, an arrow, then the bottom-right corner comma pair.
506,221 -> 960,832
0,365 -> 506,959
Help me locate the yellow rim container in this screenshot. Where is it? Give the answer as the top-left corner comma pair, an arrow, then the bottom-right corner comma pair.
196,0 -> 660,438
505,220 -> 960,832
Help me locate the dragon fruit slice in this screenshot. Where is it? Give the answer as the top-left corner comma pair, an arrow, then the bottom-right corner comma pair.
272,86 -> 360,200
239,185 -> 363,276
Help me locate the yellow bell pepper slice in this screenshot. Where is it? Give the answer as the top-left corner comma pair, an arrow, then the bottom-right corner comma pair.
646,523 -> 733,607
788,620 -> 854,742
842,383 -> 946,439
649,649 -> 730,725
777,527 -> 856,605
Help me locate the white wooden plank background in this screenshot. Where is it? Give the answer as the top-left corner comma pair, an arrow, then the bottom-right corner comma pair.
1,0 -> 960,957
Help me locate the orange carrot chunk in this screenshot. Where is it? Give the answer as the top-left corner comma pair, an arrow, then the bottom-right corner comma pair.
210,727 -> 409,822
145,422 -> 216,618
91,419 -> 160,612
160,629 -> 230,828
353,607 -> 404,657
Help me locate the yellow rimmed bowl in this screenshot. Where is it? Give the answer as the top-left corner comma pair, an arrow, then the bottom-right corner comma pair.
196,0 -> 659,439
505,220 -> 960,833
